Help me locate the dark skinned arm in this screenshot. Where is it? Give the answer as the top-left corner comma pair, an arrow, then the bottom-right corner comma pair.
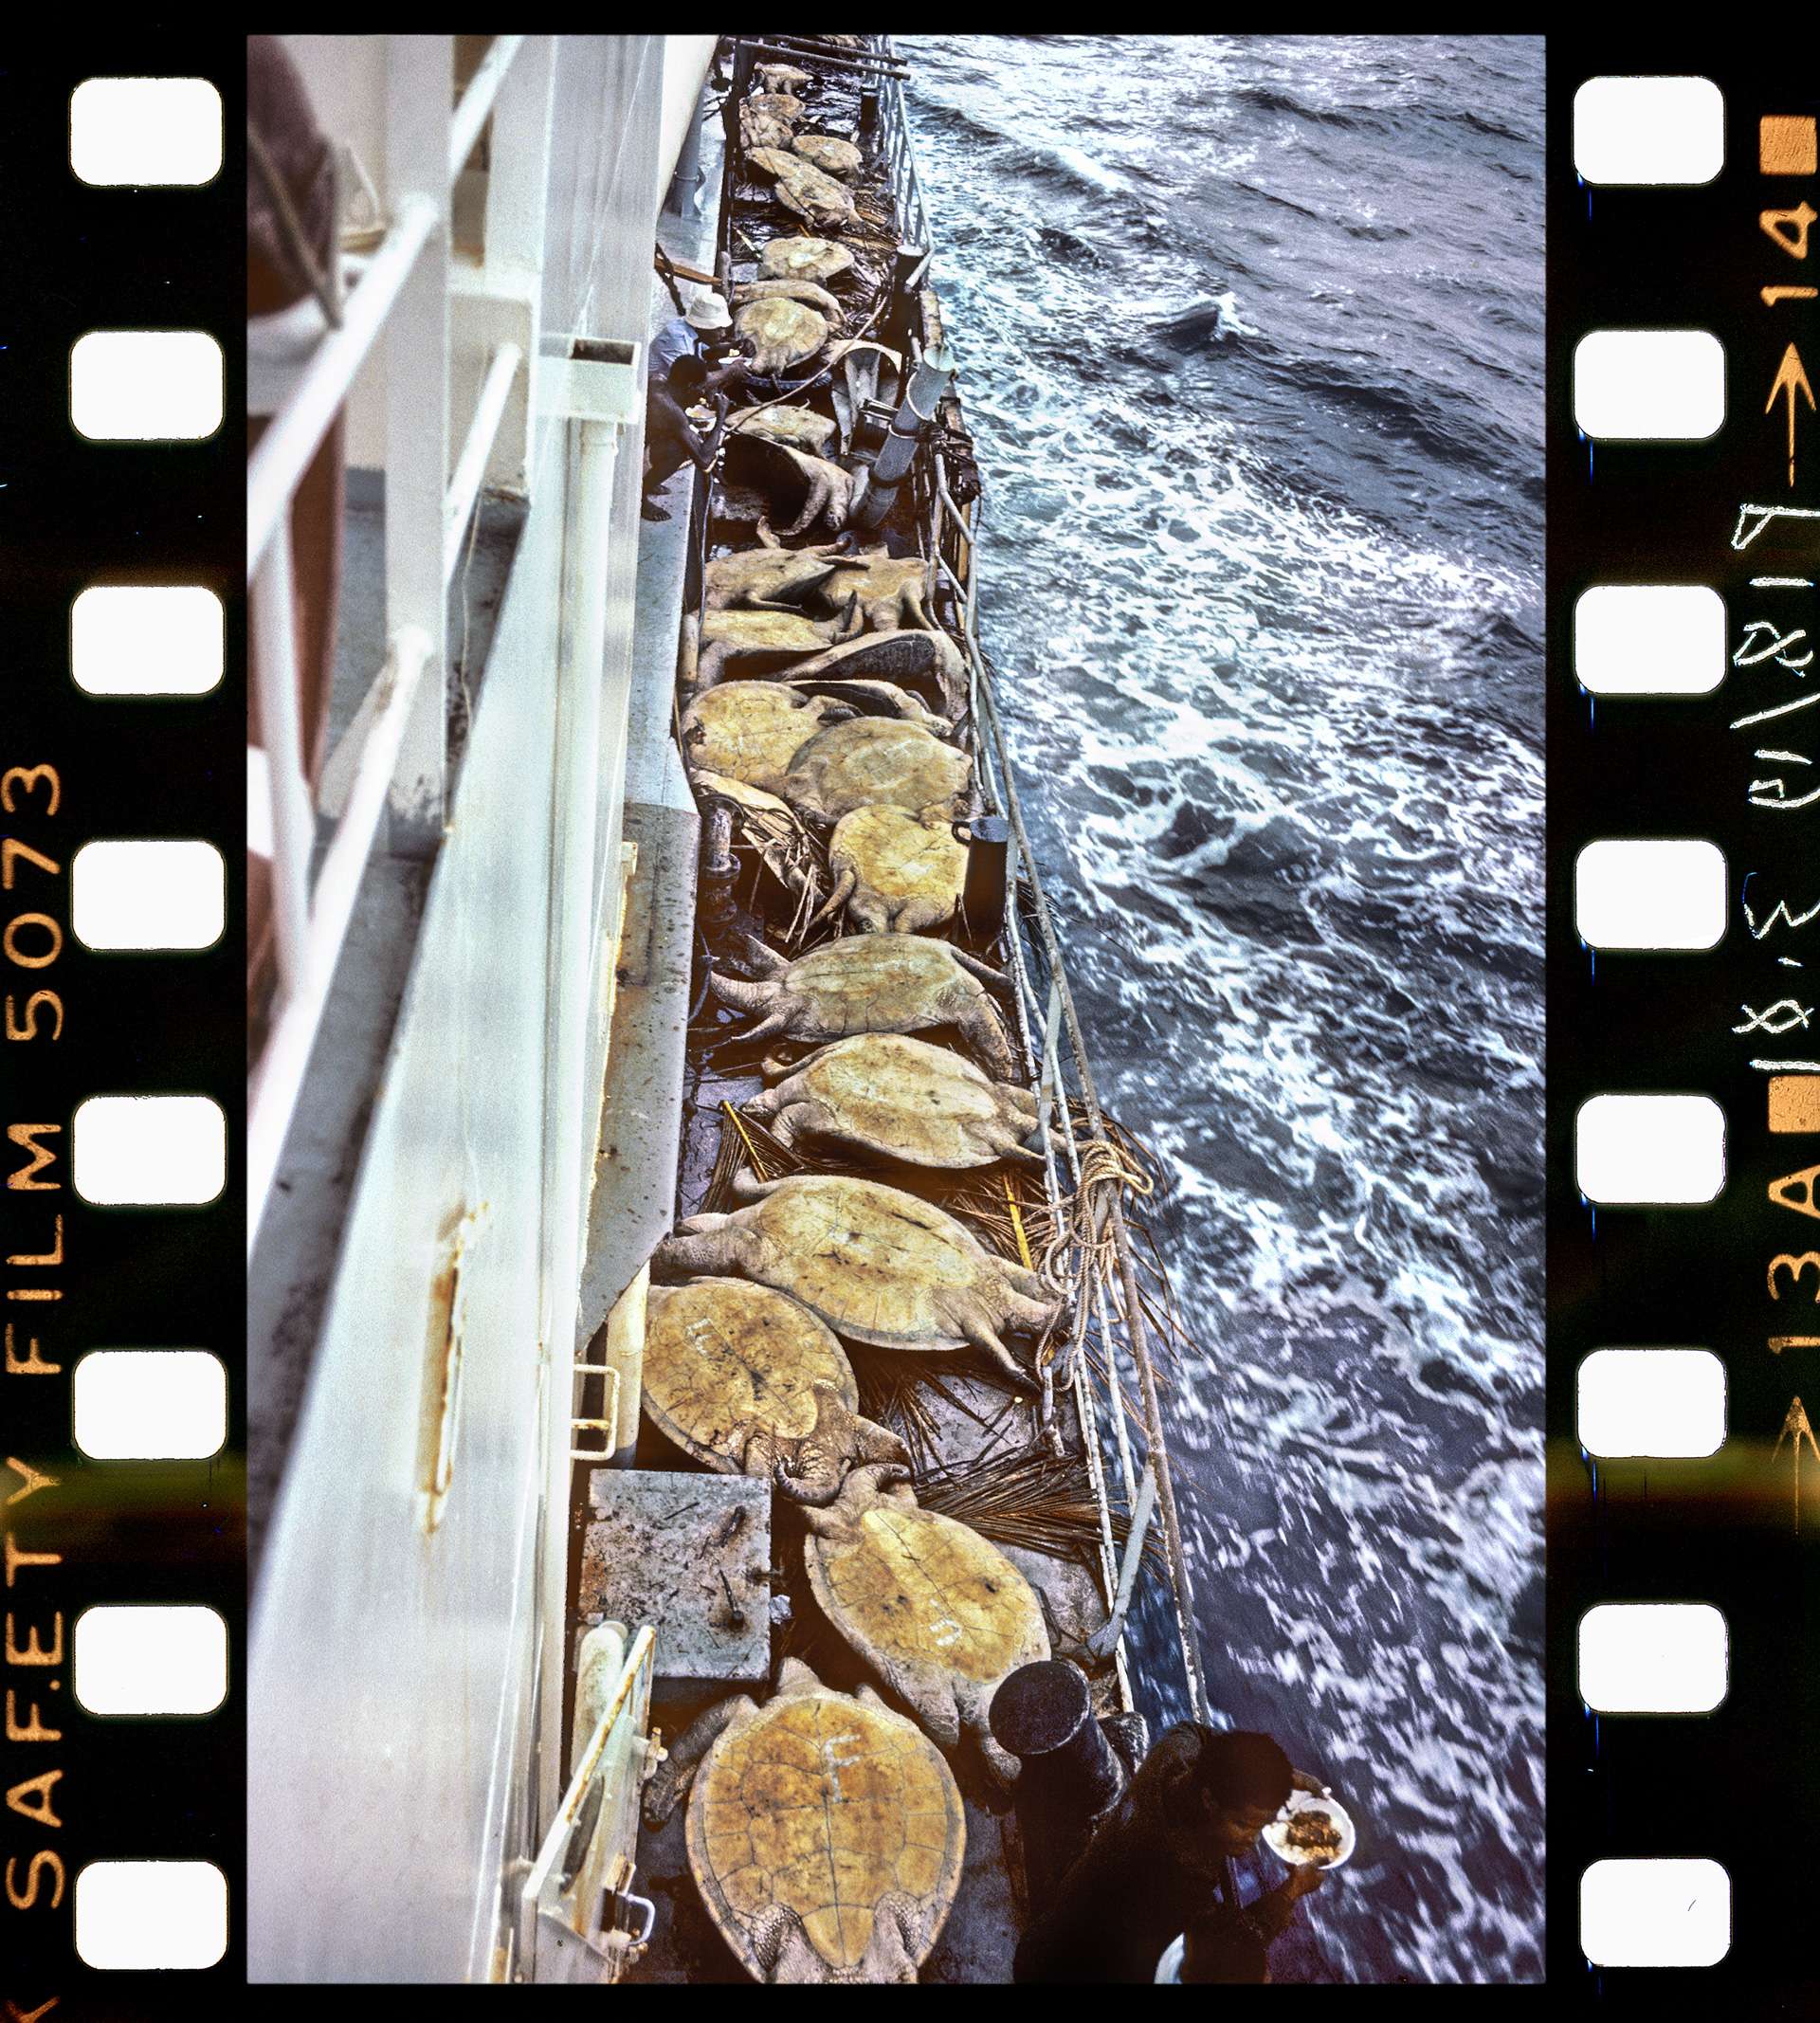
701,356 -> 754,400
649,386 -> 722,475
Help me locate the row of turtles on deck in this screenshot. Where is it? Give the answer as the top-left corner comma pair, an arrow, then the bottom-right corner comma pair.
637,46 -> 1069,1983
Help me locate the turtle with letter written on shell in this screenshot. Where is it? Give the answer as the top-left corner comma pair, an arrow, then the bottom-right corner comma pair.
644,1656 -> 966,1983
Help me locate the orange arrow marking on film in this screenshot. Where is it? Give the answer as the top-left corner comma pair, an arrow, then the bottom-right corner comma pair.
1769,343 -> 1817,488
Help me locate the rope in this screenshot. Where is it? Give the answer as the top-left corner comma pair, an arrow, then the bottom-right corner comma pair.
1039,1137 -> 1154,1296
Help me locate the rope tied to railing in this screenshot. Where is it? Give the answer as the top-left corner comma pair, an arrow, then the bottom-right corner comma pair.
1037,1136 -> 1155,1362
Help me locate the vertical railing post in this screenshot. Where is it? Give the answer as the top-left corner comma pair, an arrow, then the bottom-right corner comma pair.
250,518 -> 315,995
384,33 -> 453,857
480,34 -> 555,498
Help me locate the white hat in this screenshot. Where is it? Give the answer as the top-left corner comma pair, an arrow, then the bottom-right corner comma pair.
684,288 -> 732,332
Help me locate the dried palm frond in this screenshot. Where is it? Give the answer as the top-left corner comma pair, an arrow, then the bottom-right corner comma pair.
846,1340 -> 1026,1480
916,1444 -> 1166,1574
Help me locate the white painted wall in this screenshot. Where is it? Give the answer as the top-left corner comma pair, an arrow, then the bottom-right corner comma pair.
249,32 -> 701,1983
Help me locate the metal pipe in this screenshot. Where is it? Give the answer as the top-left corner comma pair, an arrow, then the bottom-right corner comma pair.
443,341 -> 524,584
733,36 -> 911,78
990,1660 -> 1129,1898
448,35 -> 525,185
1086,1462 -> 1156,1661
534,410 -> 625,1851
855,343 -> 953,531
247,196 -> 437,578
250,516 -> 317,997
247,625 -> 434,1251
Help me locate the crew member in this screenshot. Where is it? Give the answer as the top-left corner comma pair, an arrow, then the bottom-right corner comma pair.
1012,1724 -> 1327,1983
641,289 -> 753,522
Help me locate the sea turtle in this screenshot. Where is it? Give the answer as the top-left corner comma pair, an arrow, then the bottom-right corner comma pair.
740,105 -> 796,155
802,1465 -> 1051,1782
814,549 -> 937,633
809,806 -> 967,935
725,401 -> 840,455
702,543 -> 864,615
706,933 -> 1019,1079
785,677 -> 954,737
755,63 -> 813,96
745,1031 -> 1042,1169
778,628 -> 969,721
793,134 -> 864,181
746,90 -> 805,126
687,604 -> 863,693
735,296 -> 829,375
759,236 -> 856,284
644,1656 -> 965,1983
642,1277 -> 907,1504
719,435 -> 855,543
681,683 -> 851,796
652,1173 -> 1060,1386
782,715 -> 972,825
734,278 -> 845,321
748,146 -> 857,232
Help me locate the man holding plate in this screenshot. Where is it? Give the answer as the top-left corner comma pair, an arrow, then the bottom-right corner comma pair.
1013,1724 -> 1342,1984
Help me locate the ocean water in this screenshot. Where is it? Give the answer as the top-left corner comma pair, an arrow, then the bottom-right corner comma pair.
904,35 -> 1544,1984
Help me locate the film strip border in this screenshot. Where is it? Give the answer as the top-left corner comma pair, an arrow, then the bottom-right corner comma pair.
2,42 -> 244,2007
1550,45 -> 1820,1994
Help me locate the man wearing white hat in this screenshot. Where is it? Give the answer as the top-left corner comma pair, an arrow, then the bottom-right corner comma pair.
642,288 -> 752,522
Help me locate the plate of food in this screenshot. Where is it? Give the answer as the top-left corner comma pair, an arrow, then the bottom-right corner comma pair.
1262,1790 -> 1356,1871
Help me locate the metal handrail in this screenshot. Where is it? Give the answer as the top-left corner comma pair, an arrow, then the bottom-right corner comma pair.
874,35 -> 1210,1724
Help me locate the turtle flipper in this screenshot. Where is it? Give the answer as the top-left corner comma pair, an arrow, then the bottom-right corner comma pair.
642,1692 -> 750,1827
808,865 -> 858,929
751,1905 -> 825,1983
956,995 -> 1018,1081
977,1727 -> 1021,1791
953,1301 -> 1036,1391
860,1893 -> 922,1982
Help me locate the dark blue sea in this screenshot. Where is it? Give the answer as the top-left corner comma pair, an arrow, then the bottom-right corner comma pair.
905,34 -> 1545,1984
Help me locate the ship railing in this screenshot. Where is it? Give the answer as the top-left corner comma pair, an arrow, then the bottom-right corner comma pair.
925,455 -> 1210,1728
246,35 -> 552,1254
719,32 -> 1209,1725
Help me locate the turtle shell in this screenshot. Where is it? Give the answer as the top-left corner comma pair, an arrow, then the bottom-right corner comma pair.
726,403 -> 839,455
643,1278 -> 856,1472
747,148 -> 856,231
778,935 -> 983,1039
746,91 -> 804,124
689,1684 -> 965,1979
767,1033 -> 1030,1168
682,683 -> 846,796
701,608 -> 835,653
722,1176 -> 1015,1352
793,134 -> 864,180
760,236 -> 856,283
828,806 -> 967,934
806,1499 -> 1048,1691
735,277 -> 845,320
784,717 -> 971,824
735,296 -> 829,375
